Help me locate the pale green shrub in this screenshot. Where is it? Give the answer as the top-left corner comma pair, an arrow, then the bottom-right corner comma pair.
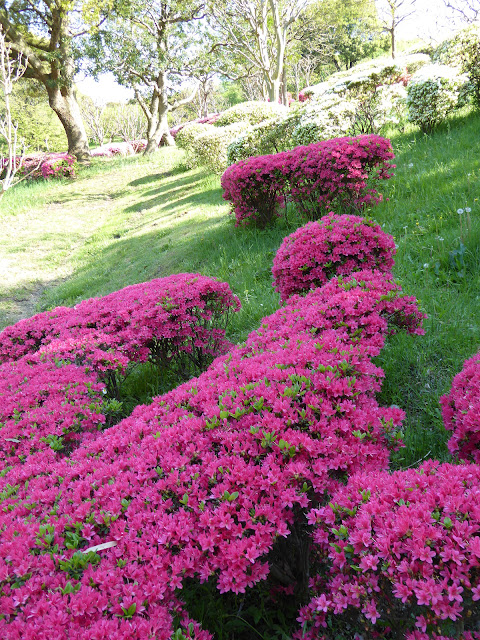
191,122 -> 248,174
406,64 -> 468,132
175,123 -> 216,168
226,116 -> 284,165
214,101 -> 288,127
291,94 -> 358,145
434,24 -> 480,108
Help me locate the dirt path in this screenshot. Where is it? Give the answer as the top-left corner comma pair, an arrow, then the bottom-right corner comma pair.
0,163 -> 143,329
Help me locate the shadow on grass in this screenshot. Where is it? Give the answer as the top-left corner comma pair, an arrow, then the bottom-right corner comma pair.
128,163 -> 190,187
0,275 -> 68,330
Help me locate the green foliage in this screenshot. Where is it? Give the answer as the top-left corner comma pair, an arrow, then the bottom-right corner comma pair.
434,24 -> 480,109
297,0 -> 389,73
406,64 -> 467,132
214,101 -> 288,128
191,121 -> 248,174
175,123 -> 216,168
1,80 -> 67,153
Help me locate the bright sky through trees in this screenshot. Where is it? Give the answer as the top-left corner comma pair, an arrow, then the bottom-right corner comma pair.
77,0 -> 463,104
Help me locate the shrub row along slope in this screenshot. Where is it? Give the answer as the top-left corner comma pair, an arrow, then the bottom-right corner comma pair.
1,135 -> 480,639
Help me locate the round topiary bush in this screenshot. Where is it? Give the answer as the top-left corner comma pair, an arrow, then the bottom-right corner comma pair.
272,214 -> 396,302
406,64 -> 467,132
214,100 -> 287,127
441,349 -> 480,463
175,122 -> 216,168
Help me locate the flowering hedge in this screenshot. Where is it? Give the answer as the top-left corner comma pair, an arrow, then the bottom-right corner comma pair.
213,100 -> 287,128
1,152 -> 77,181
272,214 -> 396,302
221,134 -> 395,227
0,266 -> 424,639
175,123 -> 216,169
406,64 -> 467,132
0,274 -> 241,378
0,353 -> 107,469
440,349 -> 480,463
300,461 -> 480,639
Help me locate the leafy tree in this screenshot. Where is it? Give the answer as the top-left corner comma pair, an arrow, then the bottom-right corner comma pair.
293,0 -> 387,76
0,1 -> 107,159
79,96 -> 118,146
443,0 -> 480,23
208,0 -> 308,103
8,79 -> 67,151
87,0 -> 206,154
376,0 -> 417,59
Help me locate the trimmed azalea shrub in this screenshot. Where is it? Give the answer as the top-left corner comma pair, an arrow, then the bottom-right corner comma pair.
2,153 -> 78,181
272,214 -> 396,302
299,461 -> 480,639
222,134 -> 395,227
0,274 -> 240,378
0,266 -> 426,639
90,146 -> 114,158
440,349 -> 480,463
0,353 -> 108,469
170,114 -> 220,140
213,100 -> 287,128
226,115 -> 288,165
90,142 -> 135,158
288,134 -> 395,220
190,122 -> 248,174
290,94 -> 358,146
406,64 -> 468,132
175,122 -> 216,168
221,150 -> 291,228
131,139 -> 147,153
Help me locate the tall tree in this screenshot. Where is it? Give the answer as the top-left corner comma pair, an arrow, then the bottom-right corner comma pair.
443,0 -> 480,24
293,0 -> 387,75
376,0 -> 417,59
88,0 -> 206,154
0,1 -> 104,159
209,0 -> 308,103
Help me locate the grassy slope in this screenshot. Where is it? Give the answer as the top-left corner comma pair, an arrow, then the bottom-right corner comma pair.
1,107 -> 480,469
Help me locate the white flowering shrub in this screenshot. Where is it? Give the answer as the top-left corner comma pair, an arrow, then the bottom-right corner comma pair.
214,101 -> 288,127
225,55 -> 430,166
291,94 -> 358,145
191,122 -> 248,174
376,84 -> 408,126
406,64 -> 468,132
434,24 -> 480,108
175,123 -> 216,168
226,116 -> 284,165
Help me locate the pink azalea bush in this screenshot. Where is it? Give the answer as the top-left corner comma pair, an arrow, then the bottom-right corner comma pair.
272,214 -> 396,302
0,274 -> 240,375
440,350 -> 480,463
0,265 -> 425,639
0,353 -> 107,468
300,461 -> 480,639
221,134 -> 395,227
130,139 -> 147,153
2,153 -> 77,180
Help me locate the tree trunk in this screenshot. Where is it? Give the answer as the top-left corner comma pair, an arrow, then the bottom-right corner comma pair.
281,65 -> 288,105
391,27 -> 396,59
47,86 -> 90,160
267,77 -> 281,103
144,112 -> 174,154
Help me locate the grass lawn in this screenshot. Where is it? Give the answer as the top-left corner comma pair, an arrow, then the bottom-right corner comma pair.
1,106 -> 480,472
